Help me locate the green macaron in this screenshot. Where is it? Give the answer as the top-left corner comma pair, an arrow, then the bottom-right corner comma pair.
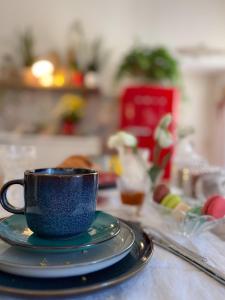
188,206 -> 202,216
161,194 -> 181,209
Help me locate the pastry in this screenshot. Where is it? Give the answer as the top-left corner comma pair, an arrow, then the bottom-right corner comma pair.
57,155 -> 100,170
152,184 -> 193,222
189,206 -> 202,216
172,202 -> 191,221
202,195 -> 225,219
161,194 -> 181,209
153,184 -> 170,203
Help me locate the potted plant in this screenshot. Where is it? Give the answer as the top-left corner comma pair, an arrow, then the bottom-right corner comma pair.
53,94 -> 85,135
116,46 -> 181,86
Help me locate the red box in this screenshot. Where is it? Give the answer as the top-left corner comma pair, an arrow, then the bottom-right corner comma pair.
119,85 -> 179,179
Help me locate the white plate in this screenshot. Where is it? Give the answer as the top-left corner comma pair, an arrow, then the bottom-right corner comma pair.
0,222 -> 134,278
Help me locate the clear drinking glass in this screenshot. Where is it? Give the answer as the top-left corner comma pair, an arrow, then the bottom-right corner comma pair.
195,169 -> 225,202
0,145 -> 36,216
116,150 -> 151,219
117,177 -> 149,217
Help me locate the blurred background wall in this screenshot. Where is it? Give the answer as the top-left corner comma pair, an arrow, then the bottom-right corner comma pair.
1,0 -> 225,164
1,0 -> 225,91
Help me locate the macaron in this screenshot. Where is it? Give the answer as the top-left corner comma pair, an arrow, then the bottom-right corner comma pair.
153,184 -> 170,204
202,195 -> 225,219
189,206 -> 202,216
161,194 -> 181,209
202,195 -> 217,215
172,202 -> 191,221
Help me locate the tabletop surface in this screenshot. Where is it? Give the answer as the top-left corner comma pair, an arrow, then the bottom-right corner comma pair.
1,189 -> 225,300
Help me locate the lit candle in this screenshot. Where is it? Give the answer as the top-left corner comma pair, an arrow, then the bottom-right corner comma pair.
31,60 -> 54,87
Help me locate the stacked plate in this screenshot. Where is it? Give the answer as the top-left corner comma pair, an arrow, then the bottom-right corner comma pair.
0,211 -> 154,298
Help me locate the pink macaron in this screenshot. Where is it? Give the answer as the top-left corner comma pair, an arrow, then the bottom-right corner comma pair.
202,195 -> 225,219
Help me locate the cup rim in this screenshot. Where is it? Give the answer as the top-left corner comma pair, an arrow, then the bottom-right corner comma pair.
24,168 -> 98,177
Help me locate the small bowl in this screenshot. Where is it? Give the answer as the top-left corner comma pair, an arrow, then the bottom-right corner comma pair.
151,201 -> 225,237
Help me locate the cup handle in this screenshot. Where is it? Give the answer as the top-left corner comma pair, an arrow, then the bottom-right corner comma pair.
0,179 -> 25,214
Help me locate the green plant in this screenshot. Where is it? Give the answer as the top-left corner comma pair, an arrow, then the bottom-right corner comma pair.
18,29 -> 35,67
148,114 -> 173,185
116,46 -> 180,85
53,94 -> 85,123
86,38 -> 109,72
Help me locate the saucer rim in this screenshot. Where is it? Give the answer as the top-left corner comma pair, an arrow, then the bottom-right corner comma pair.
0,211 -> 120,251
0,221 -> 135,270
0,221 -> 154,297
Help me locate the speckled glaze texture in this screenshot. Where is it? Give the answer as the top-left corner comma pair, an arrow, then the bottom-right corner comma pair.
23,168 -> 98,238
0,222 -> 153,298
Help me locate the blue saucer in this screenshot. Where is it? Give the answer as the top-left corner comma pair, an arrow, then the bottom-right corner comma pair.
0,211 -> 120,252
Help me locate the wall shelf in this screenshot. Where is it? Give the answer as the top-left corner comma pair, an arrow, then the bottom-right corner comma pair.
0,81 -> 100,96
0,81 -> 82,92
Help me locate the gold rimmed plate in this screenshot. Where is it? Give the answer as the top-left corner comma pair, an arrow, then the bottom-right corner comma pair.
0,222 -> 134,278
0,221 -> 153,298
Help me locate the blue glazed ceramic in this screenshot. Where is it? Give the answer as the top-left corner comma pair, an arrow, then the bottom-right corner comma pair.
0,168 -> 98,238
0,221 -> 133,277
0,221 -> 153,298
0,211 -> 120,252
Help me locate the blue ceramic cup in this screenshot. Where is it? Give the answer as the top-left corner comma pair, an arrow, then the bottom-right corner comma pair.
0,168 -> 98,238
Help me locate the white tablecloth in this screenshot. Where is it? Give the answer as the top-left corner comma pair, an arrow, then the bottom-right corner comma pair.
2,189 -> 225,300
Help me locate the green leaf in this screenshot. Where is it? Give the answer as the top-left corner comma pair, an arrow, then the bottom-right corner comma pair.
116,46 -> 181,89
148,165 -> 162,184
161,152 -> 171,169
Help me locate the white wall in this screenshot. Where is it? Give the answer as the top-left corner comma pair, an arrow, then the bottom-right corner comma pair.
1,0 -> 225,162
1,0 -> 225,50
1,0 -> 225,89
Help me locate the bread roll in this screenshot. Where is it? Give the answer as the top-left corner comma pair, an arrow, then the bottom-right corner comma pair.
57,155 -> 100,170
